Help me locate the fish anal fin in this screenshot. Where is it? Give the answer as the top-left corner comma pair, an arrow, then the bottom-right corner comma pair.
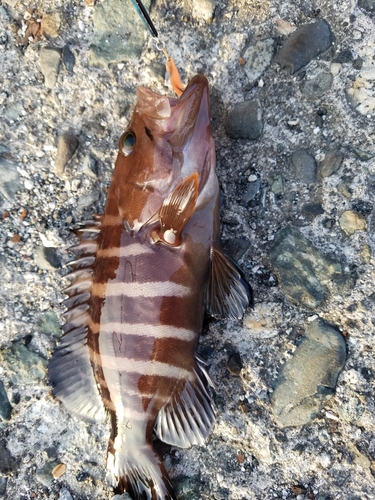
154,357 -> 215,448
206,245 -> 253,320
152,172 -> 199,247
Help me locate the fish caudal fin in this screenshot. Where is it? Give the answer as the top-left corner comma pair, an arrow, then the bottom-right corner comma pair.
107,431 -> 176,500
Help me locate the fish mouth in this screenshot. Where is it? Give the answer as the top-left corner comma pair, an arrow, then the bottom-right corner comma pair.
136,74 -> 210,139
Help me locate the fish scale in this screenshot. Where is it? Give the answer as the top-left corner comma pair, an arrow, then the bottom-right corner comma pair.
49,75 -> 252,499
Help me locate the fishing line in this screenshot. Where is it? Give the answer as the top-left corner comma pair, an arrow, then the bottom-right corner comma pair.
130,0 -> 158,38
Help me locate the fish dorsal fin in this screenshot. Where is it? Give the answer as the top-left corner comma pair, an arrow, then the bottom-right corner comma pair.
48,220 -> 106,422
152,173 -> 199,247
154,357 -> 215,448
205,246 -> 253,320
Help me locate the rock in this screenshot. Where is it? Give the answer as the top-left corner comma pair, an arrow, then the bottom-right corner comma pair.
191,0 -> 215,22
89,0 -> 151,67
226,352 -> 243,376
338,182 -> 352,198
337,396 -> 364,422
358,0 -> 375,15
36,311 -> 61,337
0,381 -> 12,421
301,203 -> 324,216
225,99 -> 263,139
35,246 -> 62,270
270,174 -> 283,194
269,225 -> 342,308
347,68 -> 375,116
0,344 -> 47,385
41,13 -> 60,38
350,147 -> 374,161
360,244 -> 372,264
242,39 -> 275,82
240,178 -> 261,205
290,149 -> 317,183
3,101 -> 26,121
111,494 -> 132,500
222,237 -> 251,262
173,475 -> 201,500
40,47 -> 62,89
52,463 -> 66,479
274,20 -> 333,73
0,440 -> 18,473
339,210 -> 367,235
243,302 -> 282,338
0,476 -> 7,496
36,460 -> 60,487
272,318 -> 346,427
62,45 -> 76,73
318,151 -> 343,177
0,156 -> 21,201
55,132 -> 79,177
58,488 -> 73,500
300,72 -> 333,98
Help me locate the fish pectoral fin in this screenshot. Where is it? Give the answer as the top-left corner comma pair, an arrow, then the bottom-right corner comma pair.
205,245 -> 253,320
154,357 -> 215,448
152,173 -> 199,246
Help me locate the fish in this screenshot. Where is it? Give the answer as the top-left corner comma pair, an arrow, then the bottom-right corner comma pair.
48,74 -> 252,500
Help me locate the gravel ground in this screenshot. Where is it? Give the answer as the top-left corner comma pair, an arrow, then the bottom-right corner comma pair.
1,0 -> 375,499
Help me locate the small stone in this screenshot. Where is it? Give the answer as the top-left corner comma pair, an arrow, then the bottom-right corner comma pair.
317,452 -> 331,468
41,13 -> 60,38
360,244 -> 372,264
338,182 -> 352,199
242,39 -> 275,82
58,489 -> 73,500
270,174 -> 283,194
76,471 -> 91,482
36,311 -> 61,337
226,352 -> 243,376
225,99 -> 263,139
347,69 -> 375,116
36,460 -> 60,487
82,154 -> 98,179
191,0 -> 215,22
52,463 -> 66,479
55,132 -> 79,177
274,20 -> 333,73
272,318 -> 346,427
318,151 -> 343,177
337,396 -> 364,422
35,246 -> 62,270
0,476 -> 7,497
290,149 -> 317,183
339,210 -> 367,235
40,47 -> 62,89
0,440 -> 18,473
0,381 -> 12,421
358,0 -> 375,14
0,157 -> 21,201
350,147 -> 374,161
240,178 -> 261,205
243,302 -> 282,338
300,72 -> 333,98
302,203 -> 324,216
334,48 -> 353,63
4,101 -> 26,122
269,225 -> 342,308
89,0 -> 152,67
0,344 -> 47,385
221,238 -> 251,262
111,494 -> 133,500
62,45 -> 76,73
275,19 -> 296,35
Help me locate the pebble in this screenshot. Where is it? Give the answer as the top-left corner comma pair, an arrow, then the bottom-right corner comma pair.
240,178 -> 261,205
222,237 -> 251,262
36,311 -> 61,337
274,20 -> 333,73
358,0 -> 375,14
36,460 -> 60,487
0,344 -> 47,385
270,174 -> 283,194
302,203 -> 324,216
55,132 -> 79,177
111,494 -> 132,500
318,151 -> 343,177
339,210 -> 367,235
242,39 -> 275,82
0,477 -> 7,497
225,99 -> 263,139
269,225 -> 342,309
360,244 -> 372,264
272,318 -> 346,427
243,302 -> 282,338
89,0 -> 152,67
191,0 -> 215,22
350,147 -> 374,161
347,68 -> 375,116
35,246 -> 62,270
3,101 -> 26,122
0,440 -> 18,473
40,47 -> 62,89
226,352 -> 243,376
290,149 -> 317,183
0,381 -> 12,421
62,45 -> 76,73
300,72 -> 333,98
0,156 -> 21,201
337,396 -> 364,422
58,489 -> 73,500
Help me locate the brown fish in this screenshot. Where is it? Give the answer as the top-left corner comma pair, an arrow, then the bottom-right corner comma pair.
49,74 -> 252,499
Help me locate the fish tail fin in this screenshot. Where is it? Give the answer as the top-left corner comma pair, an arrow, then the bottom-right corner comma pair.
107,414 -> 176,500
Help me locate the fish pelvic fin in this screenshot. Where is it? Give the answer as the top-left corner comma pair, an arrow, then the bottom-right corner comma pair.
107,422 -> 177,500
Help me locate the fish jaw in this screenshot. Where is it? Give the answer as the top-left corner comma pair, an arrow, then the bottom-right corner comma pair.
107,75 -> 216,229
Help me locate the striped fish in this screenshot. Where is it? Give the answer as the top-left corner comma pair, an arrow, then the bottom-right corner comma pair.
49,75 -> 252,499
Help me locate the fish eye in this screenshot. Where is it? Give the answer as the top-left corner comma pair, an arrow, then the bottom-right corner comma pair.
120,131 -> 136,156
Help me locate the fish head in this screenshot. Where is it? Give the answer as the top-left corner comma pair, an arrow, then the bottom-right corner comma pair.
108,75 -> 218,233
